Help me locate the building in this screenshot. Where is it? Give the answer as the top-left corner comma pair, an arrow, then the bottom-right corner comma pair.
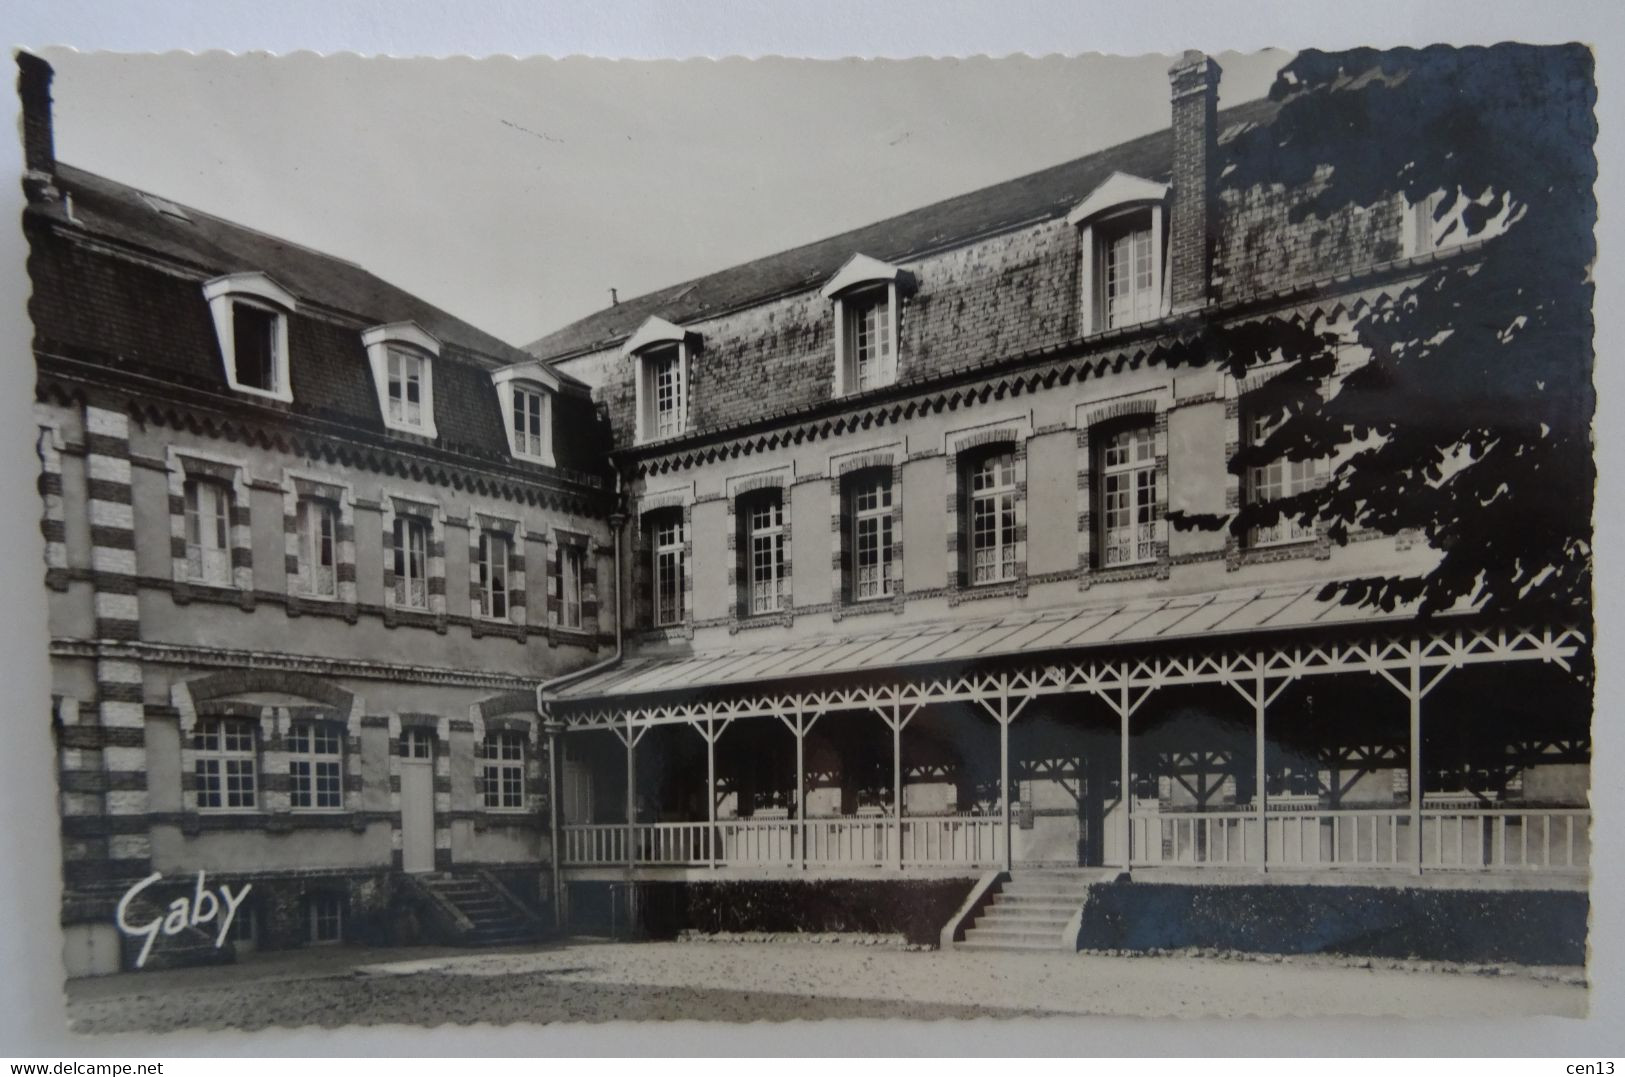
20,54 -> 617,975
24,46 -> 1593,973
526,52 -> 1591,949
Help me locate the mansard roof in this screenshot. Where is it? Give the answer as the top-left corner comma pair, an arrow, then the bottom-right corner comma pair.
26,163 -> 607,484
524,95 -> 1281,362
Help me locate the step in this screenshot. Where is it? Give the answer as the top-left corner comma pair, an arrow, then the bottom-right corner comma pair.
957,936 -> 1064,952
965,923 -> 1066,942
976,912 -> 1072,929
990,898 -> 1078,914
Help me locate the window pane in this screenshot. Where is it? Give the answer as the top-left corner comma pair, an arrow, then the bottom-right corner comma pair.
968,451 -> 1016,584
232,304 -> 278,391
1098,425 -> 1157,567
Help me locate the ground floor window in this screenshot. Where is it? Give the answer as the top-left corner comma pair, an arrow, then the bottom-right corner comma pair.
482,731 -> 526,810
307,893 -> 343,945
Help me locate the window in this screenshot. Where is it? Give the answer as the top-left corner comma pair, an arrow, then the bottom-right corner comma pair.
560,543 -> 584,630
482,731 -> 525,810
362,322 -> 440,439
386,347 -> 427,430
402,728 -> 434,760
295,497 -> 338,598
183,478 -> 232,586
288,721 -> 343,810
193,718 -> 257,810
650,511 -> 686,627
650,346 -> 685,440
1096,423 -> 1158,567
511,385 -> 547,459
844,288 -> 895,392
1067,172 -> 1169,336
1244,409 -> 1325,547
477,530 -> 512,620
849,473 -> 895,601
393,516 -> 430,609
232,303 -> 279,392
203,272 -> 296,403
625,317 -> 694,445
823,255 -> 903,396
307,894 -> 343,945
741,492 -> 787,616
1098,212 -> 1158,329
967,450 -> 1018,585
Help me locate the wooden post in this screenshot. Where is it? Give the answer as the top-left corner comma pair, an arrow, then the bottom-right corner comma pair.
893,704 -> 904,870
1409,653 -> 1423,876
999,707 -> 1012,872
706,717 -> 717,870
1255,662 -> 1268,874
1119,677 -> 1132,870
544,721 -> 565,930
625,718 -> 637,870
795,711 -> 808,872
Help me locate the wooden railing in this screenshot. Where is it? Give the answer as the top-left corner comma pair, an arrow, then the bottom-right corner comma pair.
1129,807 -> 1589,873
561,815 -> 1002,868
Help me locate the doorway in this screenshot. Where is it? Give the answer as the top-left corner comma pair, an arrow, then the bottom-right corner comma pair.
401,727 -> 436,873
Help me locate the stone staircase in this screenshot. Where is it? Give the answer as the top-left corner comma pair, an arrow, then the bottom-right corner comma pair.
958,869 -> 1110,952
415,872 -> 545,947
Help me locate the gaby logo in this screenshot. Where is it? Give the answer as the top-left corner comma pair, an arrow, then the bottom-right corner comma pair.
115,870 -> 253,969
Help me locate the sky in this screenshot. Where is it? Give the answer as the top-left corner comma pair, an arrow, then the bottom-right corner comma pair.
39,48 -> 1289,348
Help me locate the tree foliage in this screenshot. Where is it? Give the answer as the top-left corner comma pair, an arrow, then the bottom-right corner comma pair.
1170,45 -> 1596,619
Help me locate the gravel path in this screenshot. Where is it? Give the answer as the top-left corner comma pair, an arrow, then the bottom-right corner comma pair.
65,939 -> 1586,1033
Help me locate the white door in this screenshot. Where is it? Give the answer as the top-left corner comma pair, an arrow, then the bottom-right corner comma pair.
401,728 -> 436,873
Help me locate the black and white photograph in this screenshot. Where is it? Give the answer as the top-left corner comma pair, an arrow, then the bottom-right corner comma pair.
0,3 -> 1615,1053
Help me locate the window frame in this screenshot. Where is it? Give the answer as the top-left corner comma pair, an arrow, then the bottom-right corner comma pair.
384,345 -> 430,432
294,495 -> 339,599
560,541 -> 584,630
966,448 -> 1020,587
739,490 -> 788,617
649,509 -> 688,628
848,471 -> 896,602
1242,406 -> 1325,549
287,719 -> 345,812
307,893 -> 344,945
476,528 -> 513,621
203,273 -> 296,404
481,730 -> 527,811
1067,174 -> 1170,337
361,322 -> 441,439
1094,420 -> 1159,569
183,476 -> 234,587
193,717 -> 258,812
393,514 -> 432,611
624,317 -> 695,446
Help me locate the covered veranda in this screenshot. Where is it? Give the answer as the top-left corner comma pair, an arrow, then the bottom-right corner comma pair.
542,585 -> 1589,881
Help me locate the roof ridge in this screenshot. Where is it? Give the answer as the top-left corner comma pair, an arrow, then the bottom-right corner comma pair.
523,94 -> 1280,360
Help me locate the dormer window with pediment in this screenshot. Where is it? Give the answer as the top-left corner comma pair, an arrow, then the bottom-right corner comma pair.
202,272 -> 297,403
624,316 -> 696,445
362,322 -> 440,439
822,254 -> 903,396
491,360 -> 561,467
1068,172 -> 1171,336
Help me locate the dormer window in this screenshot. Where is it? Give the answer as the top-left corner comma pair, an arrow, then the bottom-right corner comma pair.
821,254 -> 903,396
491,360 -> 561,466
202,272 -> 297,403
362,322 -> 440,439
1068,172 -> 1170,336
386,347 -> 427,428
623,316 -> 695,445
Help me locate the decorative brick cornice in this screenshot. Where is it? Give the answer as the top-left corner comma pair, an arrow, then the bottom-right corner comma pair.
50,637 -> 536,692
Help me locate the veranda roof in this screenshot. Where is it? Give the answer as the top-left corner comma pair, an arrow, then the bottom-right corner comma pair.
552,581 -> 1447,705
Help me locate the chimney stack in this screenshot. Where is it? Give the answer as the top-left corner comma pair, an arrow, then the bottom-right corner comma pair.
17,52 -> 59,203
1167,50 -> 1221,313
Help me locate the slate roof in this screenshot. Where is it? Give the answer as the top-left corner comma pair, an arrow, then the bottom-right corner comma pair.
27,163 -> 608,480
525,95 -> 1282,362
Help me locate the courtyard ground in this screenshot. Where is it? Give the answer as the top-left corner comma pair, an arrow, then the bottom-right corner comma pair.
64,938 -> 1587,1032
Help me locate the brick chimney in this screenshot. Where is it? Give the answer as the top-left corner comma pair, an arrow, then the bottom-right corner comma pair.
1167,50 -> 1221,313
17,51 -> 59,203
